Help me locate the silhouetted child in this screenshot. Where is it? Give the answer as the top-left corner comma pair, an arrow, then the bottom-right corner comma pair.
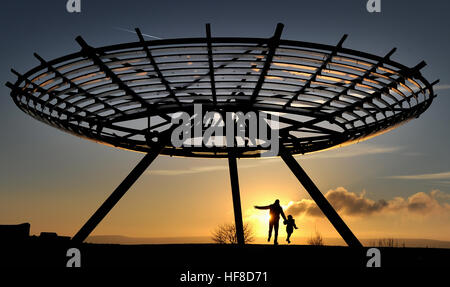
284,215 -> 298,244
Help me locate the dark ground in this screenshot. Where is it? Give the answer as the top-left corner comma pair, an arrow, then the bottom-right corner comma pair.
1,238 -> 449,282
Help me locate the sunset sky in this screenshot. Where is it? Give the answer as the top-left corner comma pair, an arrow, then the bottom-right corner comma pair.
1,0 -> 449,244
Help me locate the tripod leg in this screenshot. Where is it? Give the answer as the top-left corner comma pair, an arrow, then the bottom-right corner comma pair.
280,151 -> 363,248
72,148 -> 162,243
228,154 -> 245,245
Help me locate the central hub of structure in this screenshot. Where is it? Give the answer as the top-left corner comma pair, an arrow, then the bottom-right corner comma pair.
169,103 -> 280,157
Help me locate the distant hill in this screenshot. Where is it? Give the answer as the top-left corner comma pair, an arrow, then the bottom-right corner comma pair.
86,235 -> 214,244
86,235 -> 450,248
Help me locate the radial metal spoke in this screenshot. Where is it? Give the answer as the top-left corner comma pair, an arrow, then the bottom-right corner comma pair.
135,28 -> 181,107
250,23 -> 284,104
75,35 -> 173,123
283,34 -> 348,108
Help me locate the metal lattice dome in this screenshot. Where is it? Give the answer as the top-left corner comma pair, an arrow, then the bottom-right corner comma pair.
6,24 -> 437,158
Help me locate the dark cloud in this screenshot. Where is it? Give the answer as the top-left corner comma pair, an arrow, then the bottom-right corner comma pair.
285,188 -> 450,217
406,192 -> 439,214
283,199 -> 322,217
325,187 -> 388,216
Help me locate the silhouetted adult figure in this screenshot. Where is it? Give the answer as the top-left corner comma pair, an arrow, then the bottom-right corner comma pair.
254,199 -> 287,245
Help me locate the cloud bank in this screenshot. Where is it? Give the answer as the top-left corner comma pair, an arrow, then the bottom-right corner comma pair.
433,84 -> 450,91
285,187 -> 450,217
387,171 -> 450,180
151,144 -> 402,176
302,145 -> 402,160
150,161 -> 263,176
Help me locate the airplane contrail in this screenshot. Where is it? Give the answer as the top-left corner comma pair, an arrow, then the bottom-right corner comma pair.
114,27 -> 163,40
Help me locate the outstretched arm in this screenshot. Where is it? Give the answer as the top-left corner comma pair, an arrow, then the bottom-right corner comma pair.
254,205 -> 270,210
280,209 -> 287,221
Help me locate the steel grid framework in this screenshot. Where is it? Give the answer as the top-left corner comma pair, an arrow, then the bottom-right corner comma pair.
6,24 -> 438,158
6,24 -> 438,247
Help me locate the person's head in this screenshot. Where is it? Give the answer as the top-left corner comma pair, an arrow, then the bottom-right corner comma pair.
274,199 -> 280,205
288,215 -> 293,219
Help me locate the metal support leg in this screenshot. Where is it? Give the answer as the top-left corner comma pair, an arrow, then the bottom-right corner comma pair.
228,154 -> 245,245
72,148 -> 162,243
280,151 -> 363,248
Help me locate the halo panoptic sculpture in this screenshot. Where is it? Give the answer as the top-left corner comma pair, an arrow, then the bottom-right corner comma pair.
6,24 -> 438,247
